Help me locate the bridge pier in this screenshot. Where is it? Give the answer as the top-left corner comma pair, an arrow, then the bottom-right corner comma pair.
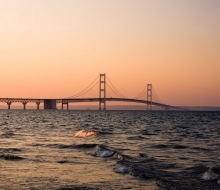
22,102 -> 27,109
62,100 -> 69,110
7,101 -> 12,109
164,106 -> 170,111
44,99 -> 56,109
36,101 -> 41,109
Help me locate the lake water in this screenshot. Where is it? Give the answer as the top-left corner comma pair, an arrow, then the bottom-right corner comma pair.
0,110 -> 220,190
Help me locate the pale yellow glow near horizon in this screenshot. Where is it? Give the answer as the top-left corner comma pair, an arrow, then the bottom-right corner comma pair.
0,0 -> 220,106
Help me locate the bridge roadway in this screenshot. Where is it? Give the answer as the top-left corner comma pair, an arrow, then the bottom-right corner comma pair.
0,97 -> 183,110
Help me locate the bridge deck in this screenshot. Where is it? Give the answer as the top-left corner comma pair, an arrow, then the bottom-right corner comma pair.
0,97 -> 184,110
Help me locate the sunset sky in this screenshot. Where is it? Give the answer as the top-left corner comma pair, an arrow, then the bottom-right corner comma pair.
1,0 -> 220,107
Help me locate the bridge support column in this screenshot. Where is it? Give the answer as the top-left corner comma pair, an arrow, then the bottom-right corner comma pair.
22,102 -> 27,109
147,84 -> 152,111
36,101 -> 41,109
62,100 -> 69,110
44,99 -> 57,109
165,106 -> 170,111
99,73 -> 106,110
7,101 -> 12,109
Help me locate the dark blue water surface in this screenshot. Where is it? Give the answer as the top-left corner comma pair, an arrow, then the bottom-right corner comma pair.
0,110 -> 220,190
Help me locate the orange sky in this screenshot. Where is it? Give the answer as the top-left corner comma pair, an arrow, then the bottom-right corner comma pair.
1,0 -> 220,106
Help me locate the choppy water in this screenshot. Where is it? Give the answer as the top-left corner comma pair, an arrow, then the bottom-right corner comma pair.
0,110 -> 220,190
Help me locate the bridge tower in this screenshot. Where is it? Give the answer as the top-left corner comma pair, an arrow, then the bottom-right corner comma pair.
99,73 -> 106,110
147,84 -> 152,110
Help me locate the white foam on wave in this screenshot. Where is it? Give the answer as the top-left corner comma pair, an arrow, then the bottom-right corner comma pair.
114,163 -> 131,174
91,148 -> 115,158
201,170 -> 219,180
112,153 -> 123,160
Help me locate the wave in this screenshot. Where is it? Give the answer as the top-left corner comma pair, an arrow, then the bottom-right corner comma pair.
114,163 -> 131,173
152,144 -> 169,149
57,160 -> 69,164
0,148 -> 22,153
1,132 -> 15,138
191,146 -> 210,151
152,144 -> 188,149
56,185 -> 98,190
173,145 -> 188,149
45,143 -> 98,149
88,145 -> 125,160
0,122 -> 8,126
27,143 -> 45,147
140,131 -> 157,136
127,136 -> 145,140
111,150 -> 220,189
91,146 -> 116,158
0,154 -> 25,160
98,131 -> 113,135
75,143 -> 98,149
114,158 -> 155,179
202,169 -> 219,180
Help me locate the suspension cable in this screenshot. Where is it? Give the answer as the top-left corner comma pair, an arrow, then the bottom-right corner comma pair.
65,74 -> 163,103
106,76 -> 127,98
133,86 -> 147,99
152,94 -> 159,102
152,87 -> 163,104
71,80 -> 99,98
67,75 -> 99,98
153,94 -> 162,104
106,82 -> 125,98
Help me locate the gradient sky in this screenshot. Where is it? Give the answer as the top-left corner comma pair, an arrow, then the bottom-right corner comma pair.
1,0 -> 220,106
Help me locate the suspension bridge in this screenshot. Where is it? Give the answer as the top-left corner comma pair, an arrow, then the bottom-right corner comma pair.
0,74 -> 184,110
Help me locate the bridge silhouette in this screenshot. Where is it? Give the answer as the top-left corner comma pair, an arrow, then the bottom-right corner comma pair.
0,74 -> 184,110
